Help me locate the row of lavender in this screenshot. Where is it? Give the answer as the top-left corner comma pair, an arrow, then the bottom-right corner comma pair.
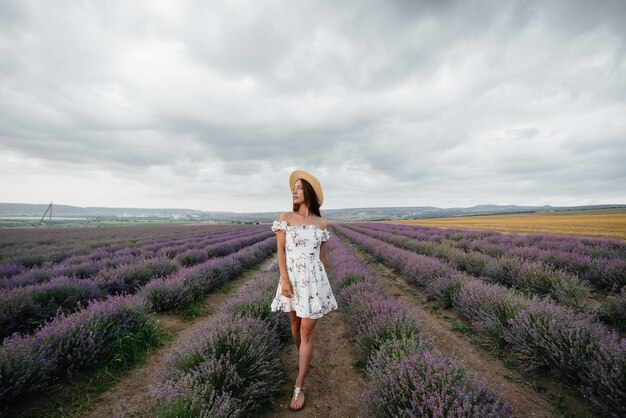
349,223 -> 590,308
150,265 -> 290,417
334,224 -> 626,416
368,222 -> 626,290
0,228 -> 274,341
0,224 -> 249,267
351,223 -> 626,329
0,236 -> 276,406
0,225 -> 267,285
326,233 -> 512,416
386,223 -> 626,258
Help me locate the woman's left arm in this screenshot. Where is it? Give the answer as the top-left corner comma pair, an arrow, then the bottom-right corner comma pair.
320,218 -> 329,266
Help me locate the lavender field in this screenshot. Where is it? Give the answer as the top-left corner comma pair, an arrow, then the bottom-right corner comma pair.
1,222 -> 624,417
0,223 -> 277,416
334,222 -> 626,417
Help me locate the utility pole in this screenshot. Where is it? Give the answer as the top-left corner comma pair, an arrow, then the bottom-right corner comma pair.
37,201 -> 52,228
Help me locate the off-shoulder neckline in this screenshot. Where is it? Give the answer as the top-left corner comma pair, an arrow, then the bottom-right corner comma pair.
274,220 -> 329,232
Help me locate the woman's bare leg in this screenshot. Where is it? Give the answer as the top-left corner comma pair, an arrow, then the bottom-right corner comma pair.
288,311 -> 301,350
291,318 -> 317,410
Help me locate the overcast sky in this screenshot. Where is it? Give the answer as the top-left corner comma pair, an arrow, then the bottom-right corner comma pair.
1,0 -> 625,212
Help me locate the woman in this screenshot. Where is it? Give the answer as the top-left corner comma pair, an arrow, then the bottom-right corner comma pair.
270,169 -> 338,412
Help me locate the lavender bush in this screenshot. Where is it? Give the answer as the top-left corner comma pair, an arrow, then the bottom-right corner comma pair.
0,294 -> 156,403
582,336 -> 626,417
360,222 -> 626,291
154,388 -> 242,418
0,224 -> 254,268
597,288 -> 626,331
0,225 -> 267,291
516,261 -> 589,307
326,233 -> 512,416
0,266 -> 62,290
334,224 -> 454,287
483,254 -> 525,286
162,316 -> 281,410
152,265 -> 286,417
424,273 -> 468,308
140,274 -> 195,313
172,230 -> 272,267
364,336 -> 512,417
505,300 -> 626,416
0,263 -> 26,278
0,231 -> 275,335
337,223 -> 626,415
141,236 -> 276,312
98,258 -> 178,293
174,248 -> 210,267
0,227 -> 277,411
339,280 -> 423,359
222,267 -> 291,342
0,276 -> 103,341
349,223 -> 590,308
453,280 -> 532,343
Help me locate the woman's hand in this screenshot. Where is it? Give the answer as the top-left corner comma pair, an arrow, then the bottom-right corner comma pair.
280,277 -> 293,298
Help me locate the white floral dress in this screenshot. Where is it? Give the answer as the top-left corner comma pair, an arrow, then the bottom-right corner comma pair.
270,220 -> 338,319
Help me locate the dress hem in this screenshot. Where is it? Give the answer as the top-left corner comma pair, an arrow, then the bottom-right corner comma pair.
270,305 -> 338,319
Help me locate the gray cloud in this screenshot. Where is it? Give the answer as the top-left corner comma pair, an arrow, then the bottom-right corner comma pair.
0,0 -> 624,211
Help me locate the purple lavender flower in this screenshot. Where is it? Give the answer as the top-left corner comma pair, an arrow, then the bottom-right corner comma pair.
364,337 -> 512,417
0,294 -> 152,402
326,232 -> 512,417
0,276 -> 103,341
424,273 -> 468,308
505,299 -> 626,416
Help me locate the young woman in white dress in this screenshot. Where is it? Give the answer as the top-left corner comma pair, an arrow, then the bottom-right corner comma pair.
270,169 -> 338,412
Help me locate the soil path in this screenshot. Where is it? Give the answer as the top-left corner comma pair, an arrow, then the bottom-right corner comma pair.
342,239 -> 562,418
265,309 -> 367,417
83,257 -> 278,418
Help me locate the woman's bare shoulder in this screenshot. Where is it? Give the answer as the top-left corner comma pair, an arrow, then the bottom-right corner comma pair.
319,217 -> 329,230
278,212 -> 290,222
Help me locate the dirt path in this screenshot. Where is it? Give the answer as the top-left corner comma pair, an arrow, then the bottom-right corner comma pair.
342,240 -> 563,418
83,257 -> 278,418
266,309 -> 367,417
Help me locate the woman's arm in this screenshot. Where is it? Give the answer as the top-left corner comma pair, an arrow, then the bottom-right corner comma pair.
276,212 -> 293,297
320,241 -> 327,266
319,218 -> 329,266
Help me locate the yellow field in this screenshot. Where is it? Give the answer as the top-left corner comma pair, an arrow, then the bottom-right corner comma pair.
389,209 -> 626,240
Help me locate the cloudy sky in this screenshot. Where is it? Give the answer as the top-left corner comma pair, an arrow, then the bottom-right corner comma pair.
1,0 -> 625,212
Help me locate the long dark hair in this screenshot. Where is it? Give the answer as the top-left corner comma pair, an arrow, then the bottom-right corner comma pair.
293,179 -> 321,217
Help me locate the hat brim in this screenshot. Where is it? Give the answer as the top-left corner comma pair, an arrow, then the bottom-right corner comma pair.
289,170 -> 324,207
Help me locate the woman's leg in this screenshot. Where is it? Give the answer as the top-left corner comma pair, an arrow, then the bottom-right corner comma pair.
288,311 -> 302,350
291,318 -> 317,410
295,318 -> 317,386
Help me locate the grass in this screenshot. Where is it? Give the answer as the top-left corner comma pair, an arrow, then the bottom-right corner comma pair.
441,314 -> 472,334
89,220 -> 195,227
216,281 -> 234,294
502,374 -> 541,392
352,359 -> 367,371
546,390 -> 576,418
426,302 -> 442,316
181,301 -> 213,321
391,208 -> 626,240
450,321 -> 474,336
13,366 -> 143,418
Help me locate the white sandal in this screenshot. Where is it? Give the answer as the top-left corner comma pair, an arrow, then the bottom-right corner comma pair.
289,386 -> 305,411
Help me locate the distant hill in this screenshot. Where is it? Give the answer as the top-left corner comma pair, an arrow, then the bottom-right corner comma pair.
1,202 -> 624,223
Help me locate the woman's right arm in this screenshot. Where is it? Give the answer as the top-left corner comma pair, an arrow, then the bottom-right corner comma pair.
276,212 -> 293,298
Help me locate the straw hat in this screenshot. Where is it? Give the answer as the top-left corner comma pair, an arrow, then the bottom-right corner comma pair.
289,169 -> 324,207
